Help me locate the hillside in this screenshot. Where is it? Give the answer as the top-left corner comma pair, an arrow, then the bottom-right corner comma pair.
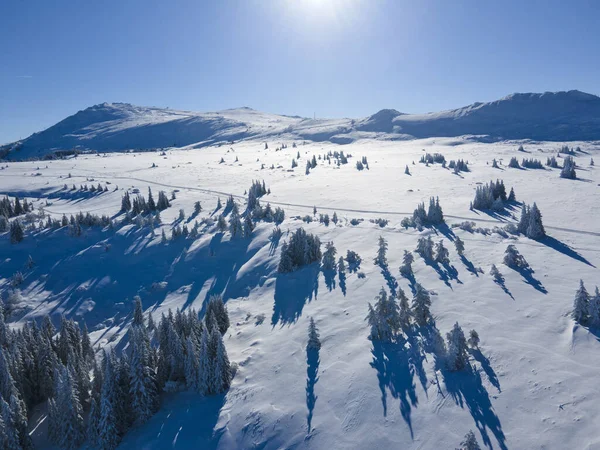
1,137 -> 599,449
4,90 -> 600,160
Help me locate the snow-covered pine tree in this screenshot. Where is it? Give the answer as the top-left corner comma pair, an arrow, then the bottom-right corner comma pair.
374,236 -> 388,267
589,287 -> 600,326
467,329 -> 480,349
416,236 -> 434,261
490,264 -> 503,282
98,354 -> 120,450
399,250 -> 414,277
397,287 -> 411,330
572,279 -> 590,324
457,430 -> 482,450
9,220 -> 24,244
526,202 -> 545,240
454,236 -> 465,256
205,295 -> 230,335
503,244 -> 529,269
435,240 -> 450,264
129,326 -> 157,426
307,317 -> 321,350
321,242 -> 337,271
412,283 -> 432,326
446,322 -> 469,371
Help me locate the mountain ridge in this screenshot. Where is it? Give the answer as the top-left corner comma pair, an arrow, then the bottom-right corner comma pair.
3,90 -> 600,159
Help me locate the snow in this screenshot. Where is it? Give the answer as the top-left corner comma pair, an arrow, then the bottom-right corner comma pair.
5,90 -> 600,160
1,136 -> 600,449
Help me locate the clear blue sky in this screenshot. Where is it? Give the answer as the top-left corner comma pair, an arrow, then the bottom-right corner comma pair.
1,0 -> 599,144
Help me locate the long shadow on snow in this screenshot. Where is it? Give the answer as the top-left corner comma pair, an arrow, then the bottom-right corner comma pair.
306,347 -> 320,433
272,264 -> 320,326
471,349 -> 501,393
511,266 -> 547,294
539,235 -> 595,268
370,340 -> 419,439
441,364 -> 507,450
119,392 -> 226,450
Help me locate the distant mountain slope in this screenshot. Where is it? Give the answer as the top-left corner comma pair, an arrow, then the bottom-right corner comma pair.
4,90 -> 600,159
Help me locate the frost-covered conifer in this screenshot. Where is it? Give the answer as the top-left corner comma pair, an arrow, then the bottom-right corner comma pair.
374,236 -> 388,267
503,244 -> 528,269
435,240 -> 450,264
416,236 -> 434,261
446,322 -> 469,371
321,242 -> 337,271
467,329 -> 480,349
9,220 -> 24,244
205,295 -> 229,335
412,283 -> 432,326
366,287 -> 400,341
307,317 -> 321,350
194,201 -> 202,215
526,202 -> 545,240
399,250 -> 414,276
573,279 -> 589,323
589,287 -> 600,327
457,430 -> 481,450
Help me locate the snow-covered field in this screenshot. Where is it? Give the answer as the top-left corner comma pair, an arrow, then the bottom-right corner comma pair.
1,137 -> 600,449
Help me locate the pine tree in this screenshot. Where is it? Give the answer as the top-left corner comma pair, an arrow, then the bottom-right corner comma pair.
446,322 -> 469,371
435,240 -> 450,264
147,187 -> 156,211
9,220 -> 24,244
457,430 -> 481,450
217,214 -> 227,232
205,295 -> 230,335
412,283 -> 432,326
467,329 -> 480,349
129,326 -> 157,426
374,236 -> 388,267
210,328 -> 231,394
526,202 -> 545,240
196,327 -> 210,395
589,287 -> 600,327
503,244 -> 528,269
399,250 -> 414,277
98,354 -> 120,450
51,365 -> 85,450
573,279 -> 590,323
416,236 -> 434,261
184,336 -> 199,391
321,242 -> 337,271
307,317 -> 321,350
366,287 -> 401,341
397,288 -> 411,329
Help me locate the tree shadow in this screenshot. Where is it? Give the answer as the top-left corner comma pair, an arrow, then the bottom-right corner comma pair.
442,365 -> 507,450
347,258 -> 361,274
306,347 -> 320,433
338,270 -> 347,296
512,266 -> 547,294
539,236 -> 595,267
118,392 -> 227,450
272,265 -> 320,326
323,269 -> 336,292
369,341 -> 418,438
471,349 -> 501,393
380,264 -> 398,297
434,223 -> 456,242
492,274 -> 514,300
460,255 -> 480,278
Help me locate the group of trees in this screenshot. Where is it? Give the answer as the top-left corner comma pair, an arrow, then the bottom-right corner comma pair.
365,287 -> 480,372
0,295 -> 232,450
560,156 -> 577,179
121,187 -> 170,214
517,203 -> 545,240
402,197 -> 444,229
0,196 -> 32,219
419,153 -> 445,165
572,280 -> 600,326
246,180 -> 268,211
448,159 -> 469,173
278,228 -> 322,273
546,156 -> 559,168
471,179 -> 515,211
520,158 -> 544,169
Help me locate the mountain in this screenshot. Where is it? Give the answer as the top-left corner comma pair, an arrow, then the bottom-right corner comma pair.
4,90 -> 600,159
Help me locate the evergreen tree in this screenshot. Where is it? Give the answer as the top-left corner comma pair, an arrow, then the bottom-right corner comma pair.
98,354 -> 120,450
374,236 -> 388,267
205,295 -> 230,335
147,187 -> 156,211
307,317 -> 321,350
321,242 -> 337,271
412,283 -> 432,326
454,236 -> 465,256
435,240 -> 450,264
503,244 -> 529,269
467,330 -> 480,349
416,236 -> 434,261
526,202 -> 545,240
457,430 -> 481,450
9,220 -> 24,244
446,322 -> 469,371
129,326 -> 157,426
50,365 -> 84,450
399,250 -> 414,277
573,279 -> 590,323
397,288 -> 411,330
589,287 -> 600,326
366,288 -> 401,341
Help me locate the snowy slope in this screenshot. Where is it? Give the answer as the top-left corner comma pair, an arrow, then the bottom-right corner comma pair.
1,137 -> 600,449
4,90 -> 600,160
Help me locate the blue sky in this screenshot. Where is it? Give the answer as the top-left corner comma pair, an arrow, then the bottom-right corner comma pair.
1,0 -> 599,143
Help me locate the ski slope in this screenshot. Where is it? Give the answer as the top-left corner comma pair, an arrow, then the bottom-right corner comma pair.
1,137 -> 600,449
